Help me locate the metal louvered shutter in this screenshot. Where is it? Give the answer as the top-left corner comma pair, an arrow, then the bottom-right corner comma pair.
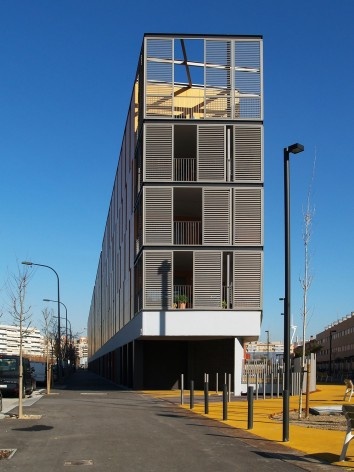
234,125 -> 263,182
233,251 -> 262,309
203,188 -> 231,245
145,38 -> 173,117
205,40 -> 232,119
194,251 -> 222,308
144,187 -> 173,245
234,188 -> 263,246
234,40 -> 261,119
144,251 -> 172,309
198,126 -> 225,181
144,124 -> 173,181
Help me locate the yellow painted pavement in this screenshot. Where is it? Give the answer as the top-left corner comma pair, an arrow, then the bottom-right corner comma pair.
144,384 -> 354,469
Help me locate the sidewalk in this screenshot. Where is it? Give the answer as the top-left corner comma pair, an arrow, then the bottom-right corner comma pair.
146,383 -> 354,468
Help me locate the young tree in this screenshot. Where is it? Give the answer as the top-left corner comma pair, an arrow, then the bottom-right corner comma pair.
298,153 -> 316,419
7,264 -> 32,419
41,307 -> 55,394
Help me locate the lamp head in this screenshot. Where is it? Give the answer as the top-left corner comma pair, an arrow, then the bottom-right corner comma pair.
287,143 -> 304,154
43,299 -> 51,302
21,261 -> 33,266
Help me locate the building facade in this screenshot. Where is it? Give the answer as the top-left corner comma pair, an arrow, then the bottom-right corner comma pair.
74,337 -> 88,368
88,33 -> 264,393
316,312 -> 354,377
0,325 -> 45,357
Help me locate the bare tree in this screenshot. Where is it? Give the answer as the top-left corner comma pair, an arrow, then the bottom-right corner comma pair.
41,307 -> 55,394
298,153 -> 316,419
7,264 -> 32,419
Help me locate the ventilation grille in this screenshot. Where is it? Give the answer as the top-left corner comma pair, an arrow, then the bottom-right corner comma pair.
234,125 -> 262,182
144,251 -> 172,309
144,187 -> 172,245
234,251 -> 262,309
194,251 -> 222,308
145,125 -> 173,181
203,188 -> 231,245
198,126 -> 225,181
234,188 -> 263,246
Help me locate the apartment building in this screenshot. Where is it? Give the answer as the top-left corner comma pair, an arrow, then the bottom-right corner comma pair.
0,324 -> 45,357
74,337 -> 88,368
316,312 -> 354,375
88,33 -> 264,393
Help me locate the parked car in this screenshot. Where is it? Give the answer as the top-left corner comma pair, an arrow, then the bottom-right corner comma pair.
0,354 -> 35,397
30,361 -> 46,385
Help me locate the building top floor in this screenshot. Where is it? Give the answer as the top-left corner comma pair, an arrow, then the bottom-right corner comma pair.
129,33 -> 263,133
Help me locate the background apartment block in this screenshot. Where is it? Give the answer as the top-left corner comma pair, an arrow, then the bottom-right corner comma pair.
0,324 -> 45,357
316,312 -> 354,376
88,33 -> 263,393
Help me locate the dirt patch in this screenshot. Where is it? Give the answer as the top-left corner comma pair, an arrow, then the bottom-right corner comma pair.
0,449 -> 16,460
271,410 -> 347,431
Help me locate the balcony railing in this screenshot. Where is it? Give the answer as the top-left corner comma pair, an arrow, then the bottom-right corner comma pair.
174,158 -> 196,181
222,285 -> 233,309
145,90 -> 261,120
173,285 -> 192,309
174,221 -> 201,245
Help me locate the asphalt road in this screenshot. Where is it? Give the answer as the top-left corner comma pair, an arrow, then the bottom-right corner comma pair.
0,371 -> 338,471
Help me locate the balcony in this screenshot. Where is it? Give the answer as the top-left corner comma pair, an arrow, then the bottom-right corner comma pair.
174,158 -> 196,182
173,285 -> 192,309
174,221 -> 201,245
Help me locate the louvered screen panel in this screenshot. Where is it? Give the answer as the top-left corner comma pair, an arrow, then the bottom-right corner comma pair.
145,38 -> 173,117
198,126 -> 225,181
144,124 -> 173,181
234,125 -> 262,182
194,251 -> 222,308
234,40 -> 261,119
144,187 -> 173,245
144,251 -> 172,309
205,40 -> 231,119
233,188 -> 263,246
233,251 -> 262,309
203,188 -> 231,245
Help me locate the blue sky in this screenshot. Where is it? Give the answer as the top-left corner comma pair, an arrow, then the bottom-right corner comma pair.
1,0 -> 354,343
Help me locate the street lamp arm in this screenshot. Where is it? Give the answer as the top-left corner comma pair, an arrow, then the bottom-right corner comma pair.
21,260 -> 62,381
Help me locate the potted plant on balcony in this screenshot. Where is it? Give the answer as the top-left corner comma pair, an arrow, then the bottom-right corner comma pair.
174,294 -> 188,309
222,300 -> 227,309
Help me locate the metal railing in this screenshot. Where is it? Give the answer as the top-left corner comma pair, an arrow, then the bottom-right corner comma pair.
173,285 -> 192,308
174,221 -> 201,245
174,158 -> 196,181
146,91 -> 261,120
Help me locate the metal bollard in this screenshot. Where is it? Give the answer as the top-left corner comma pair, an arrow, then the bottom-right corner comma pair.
222,384 -> 228,420
190,380 -> 194,409
180,373 -> 184,405
204,380 -> 209,414
247,386 -> 254,430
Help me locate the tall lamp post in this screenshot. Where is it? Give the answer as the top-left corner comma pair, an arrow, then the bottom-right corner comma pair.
43,299 -> 68,352
265,330 -> 270,361
283,143 -> 304,442
22,261 -> 62,381
329,329 -> 336,377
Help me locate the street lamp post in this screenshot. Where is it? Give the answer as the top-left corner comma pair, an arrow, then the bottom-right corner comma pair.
329,329 -> 336,377
283,143 -> 304,442
265,330 -> 270,361
22,261 -> 62,380
43,299 -> 68,350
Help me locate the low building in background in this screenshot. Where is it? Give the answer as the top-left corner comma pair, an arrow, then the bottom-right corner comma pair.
316,312 -> 354,378
245,340 -> 284,361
